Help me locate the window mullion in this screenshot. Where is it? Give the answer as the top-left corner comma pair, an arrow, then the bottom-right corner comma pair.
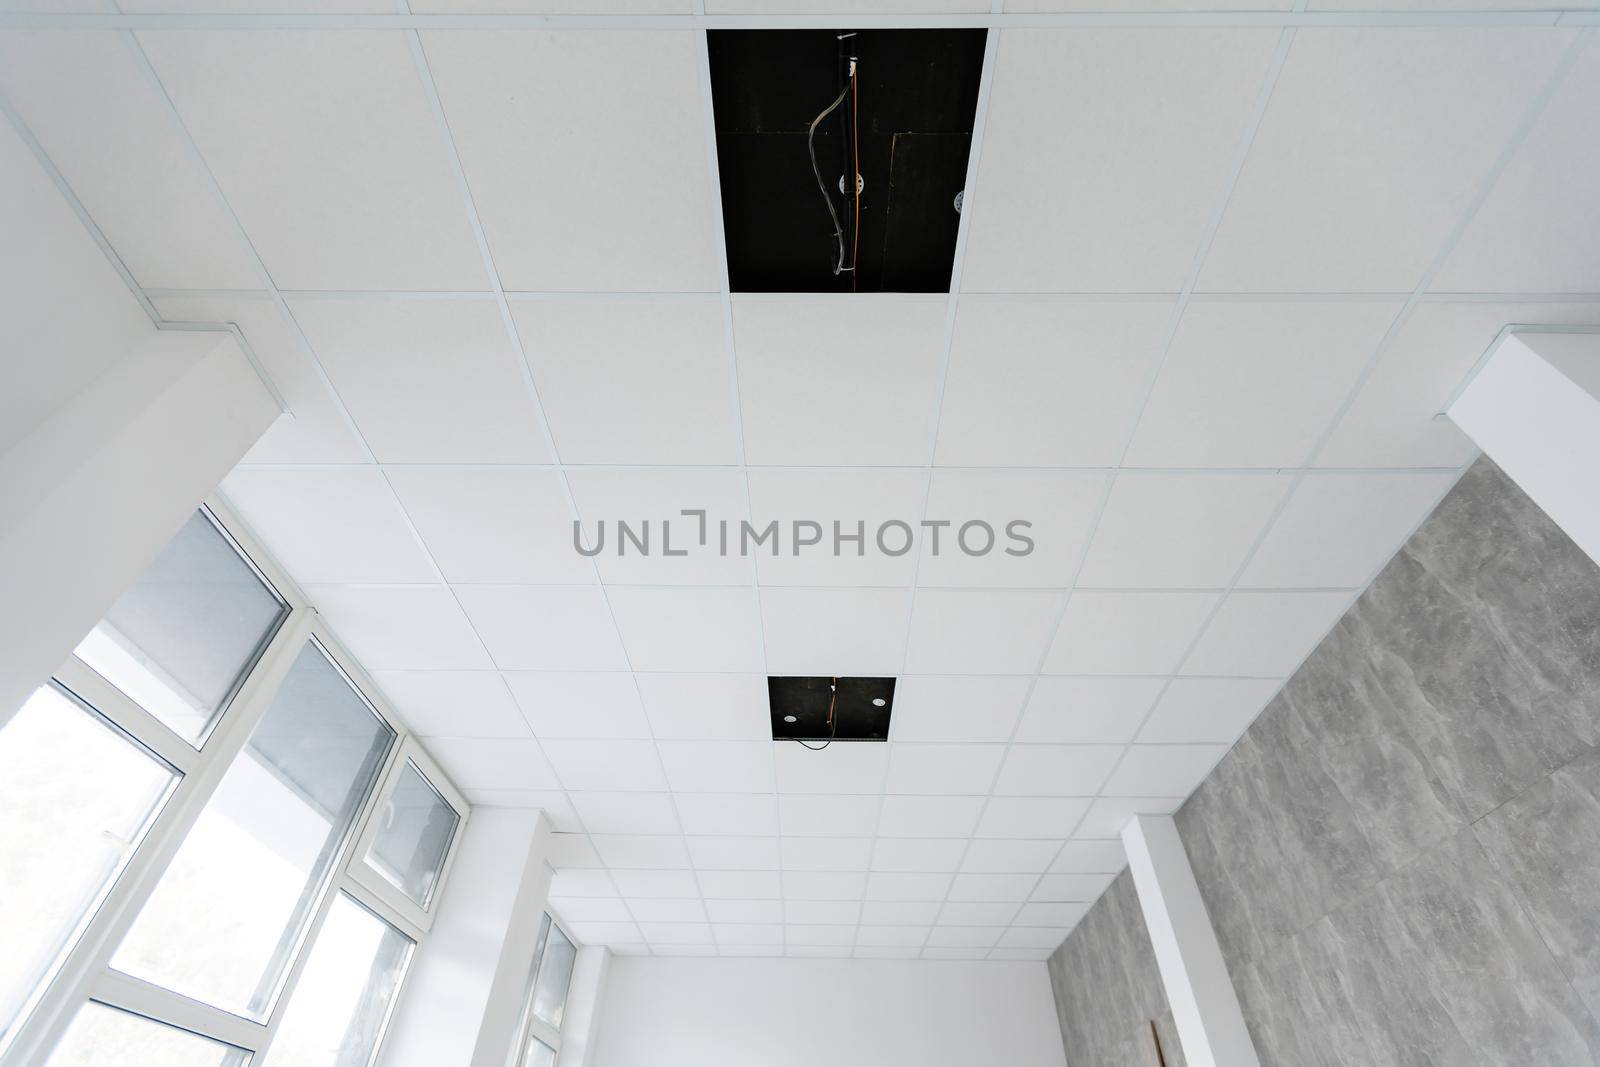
88,970 -> 268,1053
50,658 -> 199,776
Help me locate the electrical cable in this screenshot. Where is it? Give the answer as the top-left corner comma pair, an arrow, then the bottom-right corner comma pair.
807,80 -> 852,277
793,677 -> 839,751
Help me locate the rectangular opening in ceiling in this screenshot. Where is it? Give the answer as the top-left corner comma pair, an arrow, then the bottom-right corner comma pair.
707,29 -> 988,294
769,676 -> 896,743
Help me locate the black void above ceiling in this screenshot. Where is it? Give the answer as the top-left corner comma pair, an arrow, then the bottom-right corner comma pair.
769,676 -> 896,743
707,29 -> 988,294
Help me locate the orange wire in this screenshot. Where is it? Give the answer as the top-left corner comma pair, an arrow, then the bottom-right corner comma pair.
850,64 -> 860,291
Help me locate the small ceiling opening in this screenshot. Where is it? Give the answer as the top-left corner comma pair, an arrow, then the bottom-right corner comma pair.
769,676 -> 896,744
707,29 -> 988,294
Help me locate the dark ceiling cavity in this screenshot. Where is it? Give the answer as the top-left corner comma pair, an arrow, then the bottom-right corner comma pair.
707,29 -> 988,294
769,676 -> 896,745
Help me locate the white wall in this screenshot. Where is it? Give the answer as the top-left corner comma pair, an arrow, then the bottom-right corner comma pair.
591,958 -> 1069,1067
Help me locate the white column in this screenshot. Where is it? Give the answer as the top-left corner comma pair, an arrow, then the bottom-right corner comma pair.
1448,328 -> 1600,568
555,948 -> 611,1067
1122,814 -> 1261,1067
380,808 -> 555,1067
0,327 -> 280,726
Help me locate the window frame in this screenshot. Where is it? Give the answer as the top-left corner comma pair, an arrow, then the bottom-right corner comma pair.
509,913 -> 579,1067
3,497 -> 472,1067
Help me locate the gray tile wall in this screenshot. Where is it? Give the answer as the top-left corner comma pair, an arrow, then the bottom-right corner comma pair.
1046,459 -> 1600,1066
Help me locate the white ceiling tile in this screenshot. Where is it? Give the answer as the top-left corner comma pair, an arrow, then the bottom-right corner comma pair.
463,790 -> 579,831
904,590 -> 1063,675
890,676 -> 1030,743
994,745 -> 1121,797
734,297 -> 947,466
606,587 -> 764,673
551,897 -> 632,924
774,743 -> 888,795
779,795 -> 881,838
961,839 -> 1059,874
876,795 -> 986,839
591,834 -> 690,869
222,469 -> 435,584
549,869 -> 616,898
935,298 -> 1175,466
946,873 -> 1037,902
607,944 -> 652,957
547,833 -> 602,869
421,31 -> 719,291
1015,902 -> 1093,928
937,902 -> 1020,926
870,838 -> 967,874
286,298 -> 549,465
1049,840 -> 1127,874
861,901 -> 942,925
1077,473 -> 1292,588
1042,592 -> 1221,676
712,923 -> 784,946
855,946 -> 924,959
1077,797 -> 1183,839
567,468 -> 754,586
653,943 -> 718,956
541,739 -> 666,792
566,921 -> 642,945
996,928 -> 1073,951
916,470 -> 1106,587
992,946 -> 1065,961
511,298 -> 735,464
685,836 -> 780,871
138,30 -> 484,290
657,740 -> 775,794
856,926 -> 931,948
1016,677 -> 1166,744
785,900 -> 860,925
976,797 -> 1091,840
570,792 -> 682,837
417,0 -> 690,14
864,873 -> 953,902
1103,744 -> 1230,798
373,669 -> 527,739
926,927 -> 1005,949
635,674 -> 770,741
425,737 -> 558,791
504,672 -> 649,740
729,945 -> 786,957
1199,28 -> 1575,292
746,468 -> 927,587
625,899 -> 707,924
307,585 -> 490,669
385,468 -> 588,585
1182,591 -> 1351,677
964,29 -> 1281,292
456,586 -> 626,671
698,870 -> 782,899
1240,472 -> 1458,588
781,838 -> 873,872
675,793 -> 778,837
1033,872 -> 1119,902
784,924 -> 857,947
926,947 -> 995,960
885,743 -> 1006,796
1123,300 -> 1400,468
1140,678 -> 1281,745
706,901 -> 783,925
759,588 -> 909,677
609,869 -> 700,899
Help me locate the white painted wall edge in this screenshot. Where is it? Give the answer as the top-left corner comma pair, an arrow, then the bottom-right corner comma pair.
555,947 -> 611,1067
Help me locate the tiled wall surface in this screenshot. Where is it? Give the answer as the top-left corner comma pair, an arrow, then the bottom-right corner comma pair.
1047,459 -> 1600,1066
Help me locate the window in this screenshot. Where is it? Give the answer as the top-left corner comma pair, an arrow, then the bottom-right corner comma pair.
510,914 -> 579,1067
362,760 -> 460,910
43,1003 -> 249,1067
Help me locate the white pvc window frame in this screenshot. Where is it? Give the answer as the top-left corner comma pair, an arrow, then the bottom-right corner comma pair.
509,913 -> 578,1067
1,497 -> 472,1067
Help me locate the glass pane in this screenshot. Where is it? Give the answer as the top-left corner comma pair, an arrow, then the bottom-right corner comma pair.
530,923 -> 576,1031
44,1003 -> 250,1067
76,511 -> 286,745
519,1038 -> 556,1067
363,762 -> 459,909
0,686 -> 175,1043
263,895 -> 412,1067
112,643 -> 394,1020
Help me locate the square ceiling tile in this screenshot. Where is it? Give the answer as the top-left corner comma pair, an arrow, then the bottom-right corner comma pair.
997,928 -> 1074,951
713,924 -> 783,946
567,921 -> 642,945
657,741 -> 775,794
875,795 -> 986,839
674,793 -> 779,837
904,590 -> 1064,674
626,899 -> 708,924
1015,902 -> 1093,928
885,744 -> 1006,796
541,739 -> 666,792
963,29 -> 1282,292
550,898 -> 632,924
856,926 -> 932,948
456,586 -> 626,671
698,869 -> 782,899
372,669 -> 527,738
976,797 -> 1092,840
385,468 -> 589,585
635,674 -> 770,741
287,298 -> 550,465
592,835 -> 690,870
1103,744 -> 1230,798
891,676 -> 1031,743
870,839 -> 967,873
927,927 -> 1005,949
705,900 -> 783,924
995,745 -> 1121,797
1139,678 -> 1282,745
865,874 -> 953,902
937,902 -> 1020,926
222,469 -> 435,584
1199,28 -> 1575,292
746,468 -> 927,587
1123,300 -> 1401,468
782,871 -> 866,900
549,869 -> 617,898
760,587 -> 910,677
420,31 -> 720,291
855,946 -> 923,959
774,743 -> 889,795
861,901 -> 943,925
924,947 -> 993,960
961,839 -> 1059,874
138,30 -> 485,290
1049,840 -> 1127,874
935,297 -> 1175,466
425,737 -> 558,791
570,792 -> 682,836
1240,472 -> 1458,588
548,834 -> 603,869
686,836 -> 781,871
946,873 -> 1037,902
1077,797 -> 1183,839
606,587 -> 764,673
1077,473 -> 1292,588
511,297 -> 736,464
1182,591 -> 1351,677
916,470 -> 1106,587
610,869 -> 700,898
1042,592 -> 1221,676
781,838 -> 874,872
567,468 -> 754,586
1031,872 -> 1118,902
779,795 -> 880,838
733,296 -> 947,466
1016,677 -> 1167,744
307,585 -> 490,669
503,672 -> 649,739
785,900 -> 860,925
